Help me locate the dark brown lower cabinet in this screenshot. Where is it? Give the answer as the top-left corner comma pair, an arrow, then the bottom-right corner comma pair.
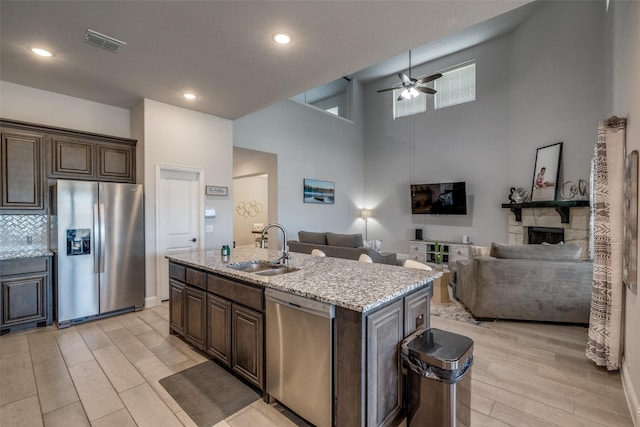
0,257 -> 52,334
232,304 -> 264,389
168,262 -> 265,391
184,286 -> 206,349
404,286 -> 430,336
169,279 -> 185,335
366,299 -> 404,427
335,283 -> 432,427
206,293 -> 232,367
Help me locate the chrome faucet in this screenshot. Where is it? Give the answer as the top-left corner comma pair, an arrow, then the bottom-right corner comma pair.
260,223 -> 290,266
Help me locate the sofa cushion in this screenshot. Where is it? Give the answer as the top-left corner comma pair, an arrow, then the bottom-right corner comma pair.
326,232 -> 364,248
490,242 -> 582,260
298,231 -> 327,245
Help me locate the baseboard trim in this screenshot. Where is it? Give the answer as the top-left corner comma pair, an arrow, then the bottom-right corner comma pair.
622,357 -> 640,426
145,295 -> 159,308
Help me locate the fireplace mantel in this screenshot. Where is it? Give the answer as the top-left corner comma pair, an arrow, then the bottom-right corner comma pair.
501,200 -> 589,223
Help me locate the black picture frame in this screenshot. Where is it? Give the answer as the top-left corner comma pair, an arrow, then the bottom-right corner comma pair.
303,179 -> 335,204
531,142 -> 563,202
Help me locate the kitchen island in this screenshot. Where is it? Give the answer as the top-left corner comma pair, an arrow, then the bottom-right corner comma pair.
167,247 -> 439,427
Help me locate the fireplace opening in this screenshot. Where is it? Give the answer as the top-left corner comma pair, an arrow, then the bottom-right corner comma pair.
527,227 -> 565,244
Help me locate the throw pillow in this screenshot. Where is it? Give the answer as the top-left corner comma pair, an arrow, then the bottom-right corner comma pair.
326,232 -> 364,248
298,231 -> 327,245
471,245 -> 490,258
363,240 -> 383,252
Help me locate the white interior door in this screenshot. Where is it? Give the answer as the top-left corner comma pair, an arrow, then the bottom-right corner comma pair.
156,166 -> 202,301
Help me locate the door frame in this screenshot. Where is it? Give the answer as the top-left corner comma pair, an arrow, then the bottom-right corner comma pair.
155,164 -> 204,302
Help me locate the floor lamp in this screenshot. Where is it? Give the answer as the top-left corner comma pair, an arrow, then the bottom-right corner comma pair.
359,209 -> 372,240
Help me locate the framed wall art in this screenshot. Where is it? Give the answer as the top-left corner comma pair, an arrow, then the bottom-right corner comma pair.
530,142 -> 563,202
623,149 -> 638,292
205,185 -> 228,196
303,179 -> 335,204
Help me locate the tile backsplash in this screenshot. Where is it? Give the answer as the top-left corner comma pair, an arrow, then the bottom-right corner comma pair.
0,214 -> 48,252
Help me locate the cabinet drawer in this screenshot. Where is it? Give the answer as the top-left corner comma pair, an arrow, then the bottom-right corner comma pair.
448,245 -> 469,264
1,258 -> 48,276
208,274 -> 263,311
169,263 -> 186,282
186,268 -> 206,290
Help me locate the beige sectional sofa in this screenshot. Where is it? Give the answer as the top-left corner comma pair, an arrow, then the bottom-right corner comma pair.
287,231 -> 397,265
453,243 -> 593,324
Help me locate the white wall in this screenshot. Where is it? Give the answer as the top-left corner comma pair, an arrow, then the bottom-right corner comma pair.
508,1 -> 604,188
364,35 -> 511,252
135,99 -> 233,303
362,1 -> 605,254
233,80 -> 365,240
608,1 -> 640,423
0,81 -> 130,137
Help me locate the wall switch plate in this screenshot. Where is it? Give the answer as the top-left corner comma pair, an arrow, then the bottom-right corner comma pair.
205,209 -> 216,218
206,225 -> 214,232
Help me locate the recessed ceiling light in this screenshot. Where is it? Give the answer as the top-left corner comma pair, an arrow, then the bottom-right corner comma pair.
273,33 -> 292,44
30,47 -> 52,57
183,93 -> 196,100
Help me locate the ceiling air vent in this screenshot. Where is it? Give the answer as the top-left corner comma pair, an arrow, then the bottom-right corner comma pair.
84,29 -> 126,53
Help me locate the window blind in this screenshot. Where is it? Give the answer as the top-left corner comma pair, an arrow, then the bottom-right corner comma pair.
435,62 -> 476,109
393,87 -> 427,119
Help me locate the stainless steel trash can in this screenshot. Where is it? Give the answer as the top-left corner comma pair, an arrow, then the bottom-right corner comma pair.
401,327 -> 474,426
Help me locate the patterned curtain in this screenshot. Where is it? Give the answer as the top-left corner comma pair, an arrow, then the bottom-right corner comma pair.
586,116 -> 626,370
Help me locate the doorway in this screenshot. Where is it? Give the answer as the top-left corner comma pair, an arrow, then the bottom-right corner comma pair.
233,174 -> 269,247
156,165 -> 204,301
233,147 -> 278,248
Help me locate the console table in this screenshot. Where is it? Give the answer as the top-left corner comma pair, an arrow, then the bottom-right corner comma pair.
409,240 -> 470,268
501,200 -> 589,224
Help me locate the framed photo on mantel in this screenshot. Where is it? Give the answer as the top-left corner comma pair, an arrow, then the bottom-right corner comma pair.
531,142 -> 563,202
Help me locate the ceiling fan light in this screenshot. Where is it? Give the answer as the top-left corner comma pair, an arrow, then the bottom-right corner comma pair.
409,87 -> 420,98
400,89 -> 411,99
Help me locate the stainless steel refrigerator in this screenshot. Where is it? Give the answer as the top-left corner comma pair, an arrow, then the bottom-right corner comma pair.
50,180 -> 145,327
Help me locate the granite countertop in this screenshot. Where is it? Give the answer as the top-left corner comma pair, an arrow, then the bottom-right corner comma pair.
167,247 -> 440,313
0,248 -> 54,261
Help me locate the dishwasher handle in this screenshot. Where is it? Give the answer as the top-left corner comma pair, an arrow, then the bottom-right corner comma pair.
265,289 -> 335,319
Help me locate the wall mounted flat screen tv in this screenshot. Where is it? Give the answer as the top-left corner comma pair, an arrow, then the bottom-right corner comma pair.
411,182 -> 467,215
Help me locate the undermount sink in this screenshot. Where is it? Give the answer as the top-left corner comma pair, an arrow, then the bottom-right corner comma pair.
225,261 -> 299,276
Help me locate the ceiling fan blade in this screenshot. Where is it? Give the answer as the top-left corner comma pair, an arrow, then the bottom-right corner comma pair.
377,87 -> 398,93
397,94 -> 406,101
398,73 -> 411,84
417,73 -> 443,84
417,86 -> 437,95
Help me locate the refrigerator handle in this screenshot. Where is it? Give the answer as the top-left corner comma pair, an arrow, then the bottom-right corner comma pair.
99,203 -> 106,274
93,203 -> 100,274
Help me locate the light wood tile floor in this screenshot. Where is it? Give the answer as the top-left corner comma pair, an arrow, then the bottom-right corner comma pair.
0,302 -> 633,426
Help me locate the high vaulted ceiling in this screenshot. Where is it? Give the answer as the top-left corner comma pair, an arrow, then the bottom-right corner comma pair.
0,1 -> 532,120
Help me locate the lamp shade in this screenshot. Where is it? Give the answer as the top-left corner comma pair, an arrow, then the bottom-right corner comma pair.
359,209 -> 373,219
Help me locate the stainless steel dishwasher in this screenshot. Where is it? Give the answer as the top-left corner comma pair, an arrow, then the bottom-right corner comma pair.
265,288 -> 335,427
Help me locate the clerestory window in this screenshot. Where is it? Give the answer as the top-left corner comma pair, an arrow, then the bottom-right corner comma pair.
435,61 -> 476,110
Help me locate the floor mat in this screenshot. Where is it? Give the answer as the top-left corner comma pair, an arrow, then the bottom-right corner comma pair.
159,360 -> 260,426
430,285 -> 495,328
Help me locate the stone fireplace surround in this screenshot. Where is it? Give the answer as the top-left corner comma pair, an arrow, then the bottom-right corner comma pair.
508,206 -> 591,260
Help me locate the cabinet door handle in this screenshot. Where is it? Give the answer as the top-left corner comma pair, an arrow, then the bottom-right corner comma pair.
190,238 -> 197,243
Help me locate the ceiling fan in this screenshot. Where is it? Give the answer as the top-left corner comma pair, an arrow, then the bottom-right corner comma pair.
377,51 -> 442,101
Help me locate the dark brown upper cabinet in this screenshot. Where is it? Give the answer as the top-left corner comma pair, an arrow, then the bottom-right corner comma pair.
0,126 -> 46,213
